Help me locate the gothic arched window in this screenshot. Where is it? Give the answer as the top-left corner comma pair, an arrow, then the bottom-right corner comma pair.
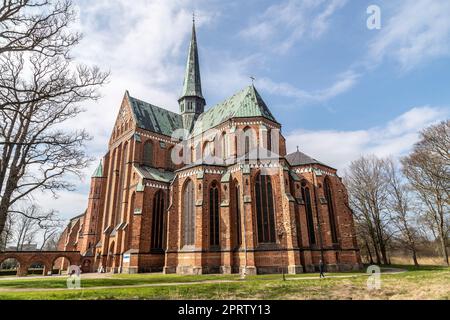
242,127 -> 253,161
167,147 -> 174,170
324,177 -> 338,244
245,136 -> 250,156
183,180 -> 195,246
234,183 -> 242,247
203,141 -> 214,161
190,146 -> 195,164
267,129 -> 272,152
301,181 -> 316,245
255,174 -> 276,243
130,192 -> 135,218
209,182 -> 220,247
151,191 -> 165,250
143,141 -> 153,166
221,132 -> 228,160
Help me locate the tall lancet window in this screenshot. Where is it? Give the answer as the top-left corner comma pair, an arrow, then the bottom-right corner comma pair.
151,191 -> 165,250
143,141 -> 153,166
255,173 -> 276,243
324,177 -> 339,244
245,136 -> 250,158
183,179 -> 195,247
221,132 -> 228,160
209,182 -> 220,247
234,183 -> 242,247
301,180 -> 316,245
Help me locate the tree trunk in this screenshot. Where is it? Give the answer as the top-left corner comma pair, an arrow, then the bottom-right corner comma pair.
412,249 -> 419,267
368,228 -> 382,264
374,245 -> 381,265
439,235 -> 449,266
380,243 -> 389,265
365,241 -> 374,264
0,212 -> 6,245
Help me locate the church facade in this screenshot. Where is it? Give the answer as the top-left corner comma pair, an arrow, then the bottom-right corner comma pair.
57,21 -> 362,275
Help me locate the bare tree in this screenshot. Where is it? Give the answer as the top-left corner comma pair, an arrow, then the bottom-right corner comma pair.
0,2 -> 108,236
385,158 -> 421,266
39,211 -> 63,250
0,212 -> 14,250
11,203 -> 61,250
402,121 -> 450,266
0,0 -> 79,56
345,155 -> 392,265
354,220 -> 376,264
13,205 -> 39,250
416,120 -> 450,203
42,230 -> 60,251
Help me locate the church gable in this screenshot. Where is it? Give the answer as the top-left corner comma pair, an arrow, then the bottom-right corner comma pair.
109,91 -> 136,144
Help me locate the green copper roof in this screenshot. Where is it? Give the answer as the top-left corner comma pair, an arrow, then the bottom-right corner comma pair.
136,181 -> 145,192
221,172 -> 231,183
181,20 -> 203,99
134,165 -> 175,183
128,94 -> 182,137
92,162 -> 103,178
191,85 -> 278,136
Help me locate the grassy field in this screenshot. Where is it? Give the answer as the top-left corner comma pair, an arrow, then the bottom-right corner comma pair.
0,265 -> 448,300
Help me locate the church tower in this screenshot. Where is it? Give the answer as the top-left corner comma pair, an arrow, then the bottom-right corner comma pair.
179,18 -> 205,132
79,161 -> 105,257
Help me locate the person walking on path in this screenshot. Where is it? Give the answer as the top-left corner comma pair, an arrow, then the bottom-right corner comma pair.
319,260 -> 325,279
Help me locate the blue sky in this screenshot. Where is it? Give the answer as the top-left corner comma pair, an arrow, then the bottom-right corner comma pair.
37,0 -> 450,222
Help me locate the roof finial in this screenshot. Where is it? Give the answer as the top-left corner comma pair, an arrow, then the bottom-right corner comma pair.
297,146 -> 300,152
192,11 -> 195,23
250,76 -> 256,86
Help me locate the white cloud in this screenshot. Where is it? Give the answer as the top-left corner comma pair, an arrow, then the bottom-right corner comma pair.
258,70 -> 359,103
285,106 -> 449,172
369,0 -> 450,70
238,0 -> 450,106
311,0 -> 347,38
33,190 -> 89,222
240,0 -> 347,54
68,2 -> 218,163
26,0 -> 216,223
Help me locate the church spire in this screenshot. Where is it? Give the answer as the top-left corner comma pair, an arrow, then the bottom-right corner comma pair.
179,17 -> 206,131
181,17 -> 204,99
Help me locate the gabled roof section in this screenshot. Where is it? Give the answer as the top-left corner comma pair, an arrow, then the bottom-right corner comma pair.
127,93 -> 183,137
134,165 -> 175,183
285,149 -> 335,170
192,85 -> 278,136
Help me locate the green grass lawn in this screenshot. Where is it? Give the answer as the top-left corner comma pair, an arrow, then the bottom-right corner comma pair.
0,265 -> 448,300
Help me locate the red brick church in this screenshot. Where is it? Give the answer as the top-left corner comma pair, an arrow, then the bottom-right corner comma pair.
57,21 -> 362,275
